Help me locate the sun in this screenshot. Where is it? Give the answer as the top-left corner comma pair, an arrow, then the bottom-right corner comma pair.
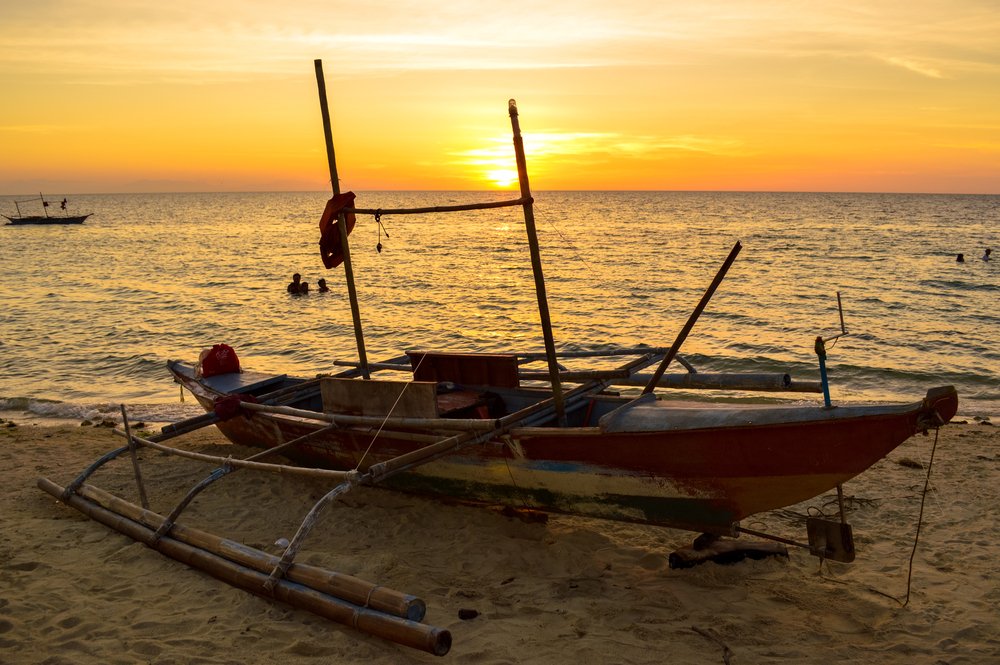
486,169 -> 519,189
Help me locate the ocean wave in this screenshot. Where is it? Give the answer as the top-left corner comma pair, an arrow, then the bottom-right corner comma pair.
0,396 -> 204,426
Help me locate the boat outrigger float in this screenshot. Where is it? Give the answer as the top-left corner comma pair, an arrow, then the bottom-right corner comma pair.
38,60 -> 958,656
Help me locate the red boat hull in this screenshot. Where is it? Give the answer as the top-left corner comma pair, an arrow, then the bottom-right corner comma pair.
170,363 -> 957,534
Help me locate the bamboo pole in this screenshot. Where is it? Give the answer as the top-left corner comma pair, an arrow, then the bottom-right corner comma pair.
152,425 -> 340,542
517,370 -> 820,393
315,59 -> 369,380
37,478 -> 450,656
239,400 -> 500,432
60,445 -> 130,501
348,197 -> 529,216
643,241 -> 743,394
112,429 -> 360,481
72,482 -> 427,622
120,405 -> 150,509
508,99 -> 566,426
265,480 -> 354,590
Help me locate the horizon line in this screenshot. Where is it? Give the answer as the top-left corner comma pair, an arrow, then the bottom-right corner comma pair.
3,188 -> 999,197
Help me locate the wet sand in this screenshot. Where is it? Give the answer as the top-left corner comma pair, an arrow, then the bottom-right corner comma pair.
2,419 -> 997,663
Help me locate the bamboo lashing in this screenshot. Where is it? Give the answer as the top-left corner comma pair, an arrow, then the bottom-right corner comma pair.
37,478 -> 449,656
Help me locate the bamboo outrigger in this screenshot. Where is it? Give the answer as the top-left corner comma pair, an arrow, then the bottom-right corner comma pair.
38,59 -> 959,655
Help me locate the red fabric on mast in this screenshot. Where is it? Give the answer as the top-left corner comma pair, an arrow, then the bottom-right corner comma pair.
318,191 -> 357,269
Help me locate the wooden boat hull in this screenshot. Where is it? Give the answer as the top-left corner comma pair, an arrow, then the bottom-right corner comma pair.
168,362 -> 957,535
4,214 -> 89,225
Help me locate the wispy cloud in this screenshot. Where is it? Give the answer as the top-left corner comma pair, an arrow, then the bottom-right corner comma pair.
454,132 -> 745,169
879,55 -> 945,79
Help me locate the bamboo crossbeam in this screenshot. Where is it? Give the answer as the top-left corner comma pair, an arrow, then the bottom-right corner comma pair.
265,480 -> 354,591
239,401 -> 500,432
643,240 -> 743,394
518,370 -> 821,393
112,429 -> 360,481
73,482 -> 426,622
37,478 -> 449,656
348,197 -> 530,216
516,347 -> 672,361
60,445 -> 130,501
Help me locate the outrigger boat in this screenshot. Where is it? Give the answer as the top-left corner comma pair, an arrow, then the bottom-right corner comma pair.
38,60 -> 958,656
4,193 -> 91,225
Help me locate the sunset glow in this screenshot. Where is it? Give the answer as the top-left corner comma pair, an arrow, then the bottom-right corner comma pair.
1,1 -> 998,194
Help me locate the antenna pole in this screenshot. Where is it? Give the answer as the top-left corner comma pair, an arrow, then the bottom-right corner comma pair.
315,59 -> 369,379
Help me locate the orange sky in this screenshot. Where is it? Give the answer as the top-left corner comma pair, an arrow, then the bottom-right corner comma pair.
1,1 -> 998,194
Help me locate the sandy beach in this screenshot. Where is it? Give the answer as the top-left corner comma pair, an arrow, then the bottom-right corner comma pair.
2,418 -> 997,664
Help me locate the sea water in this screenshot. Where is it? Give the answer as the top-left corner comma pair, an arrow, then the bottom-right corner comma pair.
1,191 -> 997,424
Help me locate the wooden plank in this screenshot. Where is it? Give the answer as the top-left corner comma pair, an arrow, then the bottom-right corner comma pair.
320,377 -> 439,418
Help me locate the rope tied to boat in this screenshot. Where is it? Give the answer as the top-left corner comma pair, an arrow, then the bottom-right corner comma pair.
902,424 -> 941,607
353,353 -> 429,472
213,393 -> 257,421
373,209 -> 389,253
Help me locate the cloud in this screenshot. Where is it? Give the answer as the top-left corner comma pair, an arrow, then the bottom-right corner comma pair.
879,55 -> 945,79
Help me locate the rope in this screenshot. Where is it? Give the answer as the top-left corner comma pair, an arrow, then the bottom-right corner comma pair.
353,353 -> 428,471
364,584 -> 380,608
532,200 -> 601,275
816,426 -> 941,607
902,426 -> 940,607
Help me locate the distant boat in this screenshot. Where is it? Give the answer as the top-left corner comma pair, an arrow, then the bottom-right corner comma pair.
3,193 -> 91,225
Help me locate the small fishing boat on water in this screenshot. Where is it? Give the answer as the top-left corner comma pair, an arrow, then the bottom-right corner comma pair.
3,193 -> 91,225
38,60 -> 959,656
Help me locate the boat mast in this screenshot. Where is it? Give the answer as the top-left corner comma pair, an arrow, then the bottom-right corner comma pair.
508,100 -> 567,426
314,59 -> 370,379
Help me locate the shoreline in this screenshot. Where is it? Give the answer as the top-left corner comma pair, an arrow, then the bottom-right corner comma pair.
2,420 -> 998,663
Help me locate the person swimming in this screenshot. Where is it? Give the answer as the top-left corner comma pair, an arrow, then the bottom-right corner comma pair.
287,273 -> 302,294
984,248 -> 992,261
956,253 -> 965,263
317,278 -> 330,293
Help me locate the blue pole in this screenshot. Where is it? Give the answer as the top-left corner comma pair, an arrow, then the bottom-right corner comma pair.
815,336 -> 832,408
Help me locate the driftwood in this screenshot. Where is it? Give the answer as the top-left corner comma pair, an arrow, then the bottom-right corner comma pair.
38,477 -> 450,656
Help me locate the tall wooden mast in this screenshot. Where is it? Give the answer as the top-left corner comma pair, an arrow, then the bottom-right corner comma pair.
314,59 -> 370,379
508,99 -> 567,426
